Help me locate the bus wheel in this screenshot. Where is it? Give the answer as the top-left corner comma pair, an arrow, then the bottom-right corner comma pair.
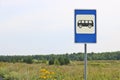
88,25 -> 92,28
78,25 -> 82,28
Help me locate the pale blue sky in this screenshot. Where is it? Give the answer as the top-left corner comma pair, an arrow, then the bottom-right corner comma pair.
0,0 -> 120,55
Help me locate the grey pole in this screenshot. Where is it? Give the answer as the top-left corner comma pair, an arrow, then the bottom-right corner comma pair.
84,43 -> 87,80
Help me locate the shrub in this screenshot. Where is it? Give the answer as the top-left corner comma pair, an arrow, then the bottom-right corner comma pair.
48,57 -> 70,65
54,59 -> 60,65
23,57 -> 33,64
49,59 -> 54,65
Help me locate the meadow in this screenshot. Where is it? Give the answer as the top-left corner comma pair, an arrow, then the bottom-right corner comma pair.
0,60 -> 120,80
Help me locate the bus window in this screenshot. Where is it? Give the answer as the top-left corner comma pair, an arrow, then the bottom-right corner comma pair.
82,20 -> 84,23
85,20 -> 88,23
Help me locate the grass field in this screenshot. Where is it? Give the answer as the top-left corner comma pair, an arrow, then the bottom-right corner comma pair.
0,60 -> 120,80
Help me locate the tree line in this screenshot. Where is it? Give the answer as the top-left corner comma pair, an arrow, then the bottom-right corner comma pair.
0,51 -> 120,64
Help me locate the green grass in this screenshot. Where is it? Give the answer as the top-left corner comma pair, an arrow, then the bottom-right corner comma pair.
0,60 -> 120,80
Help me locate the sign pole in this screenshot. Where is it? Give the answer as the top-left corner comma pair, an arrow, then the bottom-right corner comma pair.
74,9 -> 96,80
84,43 -> 87,80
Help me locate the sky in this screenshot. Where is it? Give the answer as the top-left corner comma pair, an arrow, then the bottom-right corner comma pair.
0,0 -> 120,55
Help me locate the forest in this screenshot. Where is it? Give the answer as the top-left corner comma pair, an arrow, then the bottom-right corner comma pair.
0,51 -> 120,64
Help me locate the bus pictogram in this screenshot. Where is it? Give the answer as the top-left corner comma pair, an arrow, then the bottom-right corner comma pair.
77,20 -> 94,28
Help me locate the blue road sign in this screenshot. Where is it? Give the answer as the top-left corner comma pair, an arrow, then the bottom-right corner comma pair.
74,9 -> 97,43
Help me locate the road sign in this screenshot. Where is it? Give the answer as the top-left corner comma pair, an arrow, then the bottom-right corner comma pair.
74,10 -> 97,43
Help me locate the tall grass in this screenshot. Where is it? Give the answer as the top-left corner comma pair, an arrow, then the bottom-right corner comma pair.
0,60 -> 120,80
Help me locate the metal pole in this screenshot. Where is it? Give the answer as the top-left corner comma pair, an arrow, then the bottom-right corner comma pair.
84,43 -> 87,80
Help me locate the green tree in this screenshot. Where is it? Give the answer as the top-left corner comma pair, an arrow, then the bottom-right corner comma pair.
58,57 -> 65,65
54,59 -> 60,65
23,57 -> 33,64
64,57 -> 70,65
49,59 -> 54,65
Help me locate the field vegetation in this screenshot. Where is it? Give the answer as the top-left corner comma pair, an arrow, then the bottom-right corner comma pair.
0,51 -> 120,80
0,60 -> 120,80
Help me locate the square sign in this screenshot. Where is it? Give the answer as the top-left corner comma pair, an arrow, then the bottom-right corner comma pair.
74,9 -> 97,43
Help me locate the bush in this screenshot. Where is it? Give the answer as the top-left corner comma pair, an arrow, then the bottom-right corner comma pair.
54,59 -> 60,65
58,57 -> 65,65
64,57 -> 70,65
49,59 -> 54,65
23,57 -> 33,64
48,57 -> 70,65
